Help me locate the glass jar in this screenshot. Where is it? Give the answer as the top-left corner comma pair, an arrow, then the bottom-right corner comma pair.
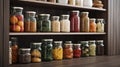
37,14 -> 51,32
81,41 -> 89,57
10,37 -> 19,63
10,7 -> 24,32
80,12 -> 90,32
70,11 -> 80,32
51,16 -> 60,32
31,43 -> 42,63
96,19 -> 105,32
83,0 -> 93,7
52,41 -> 63,60
47,0 -> 56,3
89,18 -> 96,32
60,15 -> 70,32
76,0 -> 83,7
73,44 -> 81,58
96,40 -> 104,56
18,48 -> 31,64
89,40 -> 96,56
57,0 -> 68,4
68,0 -> 75,5
9,41 -> 12,64
25,11 -> 37,32
41,39 -> 53,61
63,41 -> 73,59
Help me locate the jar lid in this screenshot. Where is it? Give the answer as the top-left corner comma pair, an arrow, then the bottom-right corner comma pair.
52,16 -> 60,19
89,40 -> 96,43
96,40 -> 104,42
65,41 -> 72,44
26,11 -> 36,14
13,7 -> 23,10
80,41 -> 89,44
32,42 -> 42,45
39,14 -> 50,16
54,41 -> 62,43
71,10 -> 80,13
97,19 -> 104,21
90,18 -> 96,21
42,39 -> 53,41
81,12 -> 89,14
19,48 -> 31,51
61,15 -> 69,17
73,44 -> 81,46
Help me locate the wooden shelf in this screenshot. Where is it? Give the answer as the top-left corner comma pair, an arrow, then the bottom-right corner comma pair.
9,32 -> 106,35
17,0 -> 106,11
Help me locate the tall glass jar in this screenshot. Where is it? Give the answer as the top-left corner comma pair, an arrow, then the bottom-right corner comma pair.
89,40 -> 96,56
51,16 -> 60,32
52,41 -> 63,60
25,11 -> 37,32
70,11 -> 80,32
96,40 -> 104,56
60,15 -> 70,32
89,18 -> 96,32
80,12 -> 90,32
37,14 -> 51,32
83,0 -> 93,7
73,44 -> 81,58
81,41 -> 89,57
10,37 -> 19,63
31,43 -> 42,63
76,0 -> 83,7
41,39 -> 53,61
96,19 -> 105,32
63,41 -> 73,59
10,7 -> 24,32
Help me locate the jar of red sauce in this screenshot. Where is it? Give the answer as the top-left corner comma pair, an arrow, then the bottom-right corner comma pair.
73,44 -> 81,58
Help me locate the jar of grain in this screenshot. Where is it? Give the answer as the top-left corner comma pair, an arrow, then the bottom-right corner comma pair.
76,0 -> 83,7
25,11 -> 37,32
68,0 -> 75,5
60,15 -> 70,32
51,16 -> 60,32
89,18 -> 96,32
96,19 -> 104,32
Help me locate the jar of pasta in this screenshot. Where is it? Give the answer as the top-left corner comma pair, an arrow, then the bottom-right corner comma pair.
89,40 -> 96,56
73,44 -> 81,58
89,18 -> 96,32
52,41 -> 63,60
81,41 -> 89,57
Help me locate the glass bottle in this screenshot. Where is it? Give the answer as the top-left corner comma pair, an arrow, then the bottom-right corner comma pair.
81,41 -> 89,57
31,43 -> 42,63
83,0 -> 93,7
10,37 -> 19,63
41,39 -> 53,61
10,7 -> 24,32
63,41 -> 73,59
37,14 -> 51,32
89,18 -> 96,32
70,11 -> 80,32
9,41 -> 12,64
96,19 -> 105,32
76,0 -> 83,7
51,16 -> 60,32
25,11 -> 37,32
96,40 -> 104,56
18,48 -> 31,64
60,15 -> 70,32
73,44 -> 81,58
80,12 -> 90,32
52,41 -> 63,60
89,40 -> 96,56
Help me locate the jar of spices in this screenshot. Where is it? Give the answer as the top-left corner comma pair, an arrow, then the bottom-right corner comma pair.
63,41 -> 73,59
96,40 -> 104,56
73,44 -> 81,58
51,16 -> 60,32
31,43 -> 42,63
80,12 -> 90,32
10,7 -> 24,32
9,41 -> 12,64
52,41 -> 63,60
57,0 -> 68,4
68,0 -> 75,5
76,0 -> 83,7
70,11 -> 80,32
25,11 -> 37,32
10,37 -> 19,63
89,40 -> 96,56
60,15 -> 70,32
41,39 -> 53,61
96,19 -> 105,32
47,0 -> 56,3
83,0 -> 93,7
37,14 -> 51,32
18,48 -> 31,64
81,41 -> 89,57
89,18 -> 96,32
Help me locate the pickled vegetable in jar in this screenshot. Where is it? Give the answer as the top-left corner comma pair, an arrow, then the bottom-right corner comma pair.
41,39 -> 53,61
96,19 -> 105,32
63,41 -> 73,59
73,44 -> 81,58
96,40 -> 104,56
81,41 -> 89,57
10,7 -> 24,32
52,41 -> 63,60
89,40 -> 96,56
31,43 -> 42,63
25,11 -> 37,32
51,16 -> 60,32
89,18 -> 96,32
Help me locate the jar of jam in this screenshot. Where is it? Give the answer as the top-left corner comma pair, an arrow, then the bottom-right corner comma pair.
10,7 -> 24,32
89,18 -> 96,32
96,40 -> 104,56
63,41 -> 73,59
73,44 -> 81,58
41,39 -> 53,61
25,11 -> 37,32
31,43 -> 42,63
89,40 -> 96,56
18,48 -> 31,64
70,11 -> 80,32
81,41 -> 89,57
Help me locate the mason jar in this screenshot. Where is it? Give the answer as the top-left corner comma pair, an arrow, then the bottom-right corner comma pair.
96,19 -> 105,32
96,40 -> 104,56
89,18 -> 96,32
89,40 -> 96,56
73,44 -> 81,58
